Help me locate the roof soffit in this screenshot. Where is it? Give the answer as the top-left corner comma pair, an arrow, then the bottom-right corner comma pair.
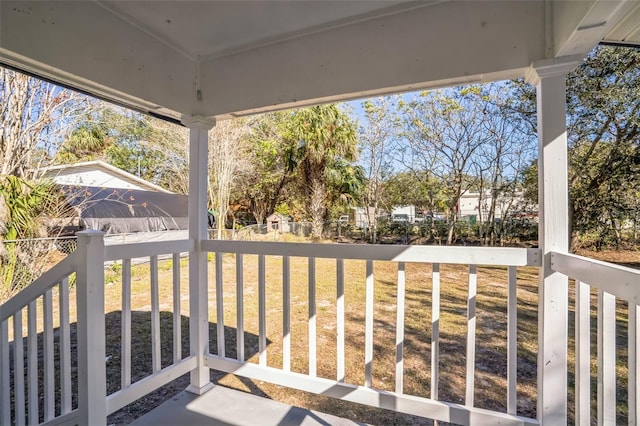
603,2 -> 640,46
0,1 -> 195,119
554,0 -> 640,56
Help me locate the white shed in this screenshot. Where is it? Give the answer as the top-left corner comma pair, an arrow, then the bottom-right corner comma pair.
350,207 -> 378,229
266,213 -> 290,233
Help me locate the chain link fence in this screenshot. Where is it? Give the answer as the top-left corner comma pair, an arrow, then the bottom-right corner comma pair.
0,236 -> 78,301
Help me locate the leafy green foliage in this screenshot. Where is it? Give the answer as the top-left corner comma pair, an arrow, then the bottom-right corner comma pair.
282,105 -> 359,238
56,106 -> 189,193
55,123 -> 110,163
516,45 -> 640,248
383,171 -> 449,212
0,176 -> 56,240
325,159 -> 366,219
0,176 -> 60,296
238,112 -> 292,224
567,46 -> 640,247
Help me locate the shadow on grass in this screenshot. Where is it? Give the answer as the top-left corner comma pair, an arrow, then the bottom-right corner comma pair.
4,310 -> 265,425
334,268 -> 540,424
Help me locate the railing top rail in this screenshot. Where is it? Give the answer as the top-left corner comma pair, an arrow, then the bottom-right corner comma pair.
551,251 -> 640,304
0,251 -> 78,323
104,239 -> 194,261
202,240 -> 541,266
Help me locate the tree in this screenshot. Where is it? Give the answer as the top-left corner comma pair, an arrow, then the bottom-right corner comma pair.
55,123 -> 111,163
513,45 -> 640,248
395,84 -> 537,245
399,88 -> 488,244
566,46 -> 640,247
470,84 -> 536,245
0,68 -> 88,300
1,67 -> 87,178
284,105 -> 358,239
0,176 -> 60,300
56,105 -> 190,194
358,97 -> 399,242
325,158 -> 366,220
240,112 -> 291,225
209,119 -> 251,239
145,118 -> 189,195
383,171 -> 448,211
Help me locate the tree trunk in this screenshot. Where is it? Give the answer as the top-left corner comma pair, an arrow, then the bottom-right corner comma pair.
365,205 -> 378,243
477,176 -> 485,244
568,200 -> 576,252
446,214 -> 457,245
251,201 -> 266,225
447,186 -> 463,245
488,191 -> 498,246
308,173 -> 327,240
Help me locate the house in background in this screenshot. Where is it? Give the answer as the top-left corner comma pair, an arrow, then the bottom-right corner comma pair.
40,161 -> 187,236
40,160 -> 172,193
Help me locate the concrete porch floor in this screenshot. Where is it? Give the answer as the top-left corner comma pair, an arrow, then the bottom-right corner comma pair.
129,385 -> 366,426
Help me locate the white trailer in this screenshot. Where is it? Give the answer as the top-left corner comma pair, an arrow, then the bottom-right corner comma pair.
391,205 -> 416,222
350,206 -> 378,229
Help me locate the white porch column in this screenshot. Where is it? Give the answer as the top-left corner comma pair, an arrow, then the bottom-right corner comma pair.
182,115 -> 216,394
526,57 -> 580,425
75,230 -> 107,424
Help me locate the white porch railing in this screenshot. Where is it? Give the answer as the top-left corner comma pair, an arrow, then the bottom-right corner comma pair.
4,233 -> 639,425
1,250 -> 78,425
0,231 -> 193,425
550,251 -> 640,426
0,231 -> 106,425
201,240 -> 541,425
102,238 -> 194,415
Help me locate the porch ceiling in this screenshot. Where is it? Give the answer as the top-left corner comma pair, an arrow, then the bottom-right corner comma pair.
0,0 -> 638,122
98,0 -> 418,61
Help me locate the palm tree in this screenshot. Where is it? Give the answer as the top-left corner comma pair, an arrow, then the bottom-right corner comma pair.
285,105 -> 358,239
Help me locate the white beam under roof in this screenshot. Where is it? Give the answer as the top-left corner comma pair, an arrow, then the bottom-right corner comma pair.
2,0 -> 638,120
198,1 -> 546,117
